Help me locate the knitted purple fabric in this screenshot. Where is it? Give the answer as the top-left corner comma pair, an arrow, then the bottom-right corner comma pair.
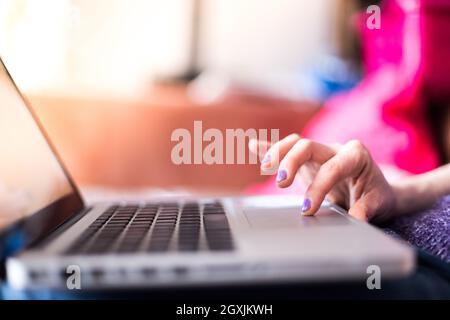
383,195 -> 450,263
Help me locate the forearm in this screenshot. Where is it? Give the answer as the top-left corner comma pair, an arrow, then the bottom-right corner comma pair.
392,164 -> 450,215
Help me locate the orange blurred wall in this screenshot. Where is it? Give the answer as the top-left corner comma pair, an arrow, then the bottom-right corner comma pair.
28,84 -> 319,194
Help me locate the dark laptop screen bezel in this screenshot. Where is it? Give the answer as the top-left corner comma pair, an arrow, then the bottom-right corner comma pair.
0,57 -> 85,261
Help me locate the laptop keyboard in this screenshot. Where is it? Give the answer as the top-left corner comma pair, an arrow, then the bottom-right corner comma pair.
65,201 -> 234,255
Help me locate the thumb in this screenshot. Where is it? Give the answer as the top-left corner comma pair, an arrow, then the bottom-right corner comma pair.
348,198 -> 371,222
348,191 -> 384,222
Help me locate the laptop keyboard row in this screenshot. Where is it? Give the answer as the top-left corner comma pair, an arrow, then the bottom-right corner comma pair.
65,201 -> 234,255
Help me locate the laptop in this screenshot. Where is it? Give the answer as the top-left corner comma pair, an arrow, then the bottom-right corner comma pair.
0,57 -> 414,290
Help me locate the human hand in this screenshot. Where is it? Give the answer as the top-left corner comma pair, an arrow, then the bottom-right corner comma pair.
249,135 -> 397,222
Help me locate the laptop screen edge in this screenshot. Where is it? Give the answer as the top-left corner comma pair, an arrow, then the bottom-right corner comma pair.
0,56 -> 85,261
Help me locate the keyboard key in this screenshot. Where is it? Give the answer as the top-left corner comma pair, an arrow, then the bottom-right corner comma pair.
65,201 -> 234,255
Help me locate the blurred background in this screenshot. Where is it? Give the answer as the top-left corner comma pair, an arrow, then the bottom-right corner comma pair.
2,0 -> 431,198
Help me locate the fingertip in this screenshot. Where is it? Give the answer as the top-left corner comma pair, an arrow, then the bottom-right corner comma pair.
260,153 -> 272,168
260,166 -> 276,176
275,169 -> 290,188
301,197 -> 316,216
248,139 -> 258,153
348,208 -> 368,222
348,201 -> 370,222
277,181 -> 289,189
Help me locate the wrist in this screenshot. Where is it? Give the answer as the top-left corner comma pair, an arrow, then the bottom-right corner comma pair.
391,177 -> 436,216
391,182 -> 413,216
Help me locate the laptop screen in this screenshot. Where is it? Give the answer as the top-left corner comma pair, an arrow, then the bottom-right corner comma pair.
0,58 -> 83,259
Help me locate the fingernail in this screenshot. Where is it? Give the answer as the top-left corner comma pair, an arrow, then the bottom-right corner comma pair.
276,169 -> 287,183
261,153 -> 271,165
302,198 -> 312,213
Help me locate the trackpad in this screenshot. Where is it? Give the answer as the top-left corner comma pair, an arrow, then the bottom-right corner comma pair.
244,206 -> 349,228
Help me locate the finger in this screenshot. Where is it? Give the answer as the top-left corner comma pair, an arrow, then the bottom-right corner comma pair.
357,186 -> 394,223
302,140 -> 369,215
276,139 -> 336,188
348,198 -> 370,221
248,139 -> 272,158
260,133 -> 301,170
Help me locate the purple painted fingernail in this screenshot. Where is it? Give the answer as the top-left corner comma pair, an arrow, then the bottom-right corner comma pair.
262,153 -> 271,164
276,169 -> 287,182
302,198 -> 312,213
